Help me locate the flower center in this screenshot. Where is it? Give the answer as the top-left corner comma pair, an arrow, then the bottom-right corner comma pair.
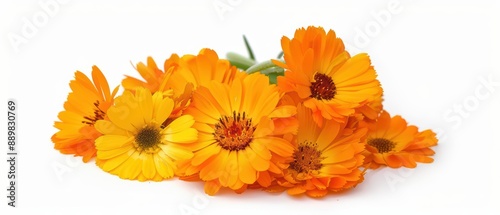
82,101 -> 106,125
289,141 -> 323,173
310,73 -> 336,100
214,111 -> 255,151
135,125 -> 162,150
368,138 -> 396,153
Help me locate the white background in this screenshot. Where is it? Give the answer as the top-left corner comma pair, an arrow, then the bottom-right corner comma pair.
1,0 -> 500,214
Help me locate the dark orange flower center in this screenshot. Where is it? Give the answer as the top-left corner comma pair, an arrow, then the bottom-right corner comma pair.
368,138 -> 396,153
214,111 -> 255,151
289,142 -> 323,173
310,73 -> 336,100
136,125 -> 162,150
82,101 -> 106,126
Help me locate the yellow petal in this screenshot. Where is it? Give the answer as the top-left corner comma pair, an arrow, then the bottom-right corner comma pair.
200,149 -> 229,181
97,144 -> 133,160
95,120 -> 127,136
159,144 -> 193,161
154,151 -> 175,178
219,151 -> 239,187
248,140 -> 272,160
136,88 -> 153,123
207,81 -> 231,116
142,153 -> 156,179
259,137 -> 294,157
100,149 -> 134,172
152,93 -> 174,124
204,180 -> 221,196
245,148 -> 269,171
238,150 -> 257,184
191,144 -> 220,166
95,135 -> 133,150
229,77 -> 243,113
120,151 -> 143,179
164,115 -> 195,134
164,127 -> 198,144
268,105 -> 296,118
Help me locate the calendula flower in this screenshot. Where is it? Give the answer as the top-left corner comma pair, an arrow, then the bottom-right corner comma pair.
52,66 -> 119,162
165,48 -> 246,118
269,105 -> 366,197
94,88 -> 197,181
275,26 -> 383,125
363,110 -> 438,169
178,73 -> 297,195
122,54 -> 180,93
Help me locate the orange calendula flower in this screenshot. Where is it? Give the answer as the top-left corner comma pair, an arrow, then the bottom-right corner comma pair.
94,88 -> 198,181
275,26 -> 383,125
363,110 -> 438,169
178,73 -> 297,195
270,105 -> 366,197
52,66 -> 119,162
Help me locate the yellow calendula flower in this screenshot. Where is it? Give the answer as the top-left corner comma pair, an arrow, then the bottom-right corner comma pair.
268,105 -> 366,197
94,88 -> 198,181
52,66 -> 119,162
363,110 -> 438,169
178,73 -> 297,195
275,26 -> 383,125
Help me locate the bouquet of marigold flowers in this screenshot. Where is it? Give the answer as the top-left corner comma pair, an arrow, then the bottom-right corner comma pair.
51,26 -> 437,197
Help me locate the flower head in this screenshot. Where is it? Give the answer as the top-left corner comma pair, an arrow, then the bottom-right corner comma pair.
52,66 -> 119,162
363,110 -> 438,169
276,26 -> 383,125
94,88 -> 198,181
270,105 -> 366,197
178,73 -> 297,195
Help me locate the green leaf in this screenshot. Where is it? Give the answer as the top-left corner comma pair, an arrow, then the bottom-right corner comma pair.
246,60 -> 276,74
277,51 -> 284,59
267,72 -> 284,84
261,66 -> 284,75
226,52 -> 255,70
243,35 -> 255,61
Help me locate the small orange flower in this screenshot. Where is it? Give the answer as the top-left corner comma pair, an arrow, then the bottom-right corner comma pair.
52,66 -> 119,162
363,110 -> 438,169
275,26 -> 383,125
269,105 -> 366,197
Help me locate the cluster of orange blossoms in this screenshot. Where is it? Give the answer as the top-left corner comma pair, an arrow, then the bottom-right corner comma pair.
52,26 -> 437,197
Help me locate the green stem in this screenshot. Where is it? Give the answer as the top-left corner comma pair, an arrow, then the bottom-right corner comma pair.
243,35 -> 255,61
246,60 -> 283,74
227,52 -> 255,70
